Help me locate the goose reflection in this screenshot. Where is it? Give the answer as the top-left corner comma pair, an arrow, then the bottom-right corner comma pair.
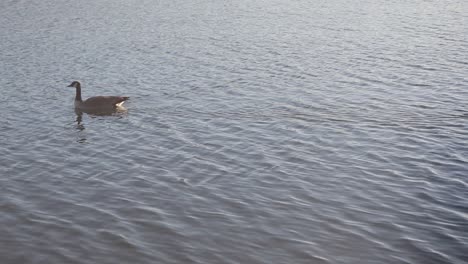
75,110 -> 85,131
74,107 -> 128,143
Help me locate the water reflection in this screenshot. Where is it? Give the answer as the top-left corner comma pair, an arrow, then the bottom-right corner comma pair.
74,107 -> 128,143
75,106 -> 128,118
75,110 -> 85,130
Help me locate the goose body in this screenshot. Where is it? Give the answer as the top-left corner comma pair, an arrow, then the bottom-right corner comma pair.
67,81 -> 129,110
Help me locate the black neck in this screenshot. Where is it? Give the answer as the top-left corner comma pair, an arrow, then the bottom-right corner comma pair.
75,84 -> 82,102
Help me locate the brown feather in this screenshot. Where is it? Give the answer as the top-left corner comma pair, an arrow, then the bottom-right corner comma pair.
83,96 -> 129,107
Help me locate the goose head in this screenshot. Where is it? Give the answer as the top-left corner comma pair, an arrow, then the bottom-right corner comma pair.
67,81 -> 81,88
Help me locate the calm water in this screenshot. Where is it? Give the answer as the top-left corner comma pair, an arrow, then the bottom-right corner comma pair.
1,0 -> 467,263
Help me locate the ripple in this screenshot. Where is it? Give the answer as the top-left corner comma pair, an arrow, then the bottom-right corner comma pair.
1,0 -> 468,263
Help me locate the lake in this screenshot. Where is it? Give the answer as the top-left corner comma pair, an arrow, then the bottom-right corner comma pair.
0,0 -> 467,263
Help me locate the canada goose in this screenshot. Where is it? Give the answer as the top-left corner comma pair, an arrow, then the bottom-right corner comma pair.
67,81 -> 129,110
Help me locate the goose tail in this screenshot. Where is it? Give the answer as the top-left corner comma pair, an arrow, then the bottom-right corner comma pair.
116,96 -> 130,107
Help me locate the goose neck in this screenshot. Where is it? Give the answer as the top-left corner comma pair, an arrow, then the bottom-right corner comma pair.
75,85 -> 82,102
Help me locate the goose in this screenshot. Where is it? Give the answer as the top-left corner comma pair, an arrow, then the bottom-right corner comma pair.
67,81 -> 129,110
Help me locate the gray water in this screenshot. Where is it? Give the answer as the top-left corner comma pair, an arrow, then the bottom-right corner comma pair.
1,0 -> 467,263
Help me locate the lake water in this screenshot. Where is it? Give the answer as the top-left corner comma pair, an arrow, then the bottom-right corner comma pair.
1,0 -> 467,263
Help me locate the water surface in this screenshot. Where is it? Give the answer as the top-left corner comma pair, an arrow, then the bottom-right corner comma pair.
1,0 -> 467,263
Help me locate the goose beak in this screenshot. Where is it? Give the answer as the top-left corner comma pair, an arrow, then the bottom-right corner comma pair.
67,84 -> 73,87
